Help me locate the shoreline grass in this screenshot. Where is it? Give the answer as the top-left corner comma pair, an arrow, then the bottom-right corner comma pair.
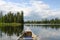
0,23 -> 23,27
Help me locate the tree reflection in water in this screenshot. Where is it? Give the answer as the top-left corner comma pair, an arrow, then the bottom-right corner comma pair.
41,25 -> 60,30
26,25 -> 60,30
0,25 -> 24,36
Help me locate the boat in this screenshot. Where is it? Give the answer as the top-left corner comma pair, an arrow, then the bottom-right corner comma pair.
17,27 -> 38,40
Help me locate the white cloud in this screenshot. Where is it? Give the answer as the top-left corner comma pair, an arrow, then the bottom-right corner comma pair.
0,0 -> 32,16
0,0 -> 60,20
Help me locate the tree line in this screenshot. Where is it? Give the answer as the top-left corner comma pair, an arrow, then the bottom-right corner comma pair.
0,11 -> 60,24
0,11 -> 24,23
25,18 -> 60,24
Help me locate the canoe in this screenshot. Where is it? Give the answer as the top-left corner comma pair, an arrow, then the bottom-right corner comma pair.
17,27 -> 38,40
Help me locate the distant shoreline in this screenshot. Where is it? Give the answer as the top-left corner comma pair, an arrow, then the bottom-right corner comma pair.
25,24 -> 60,26
0,23 -> 60,27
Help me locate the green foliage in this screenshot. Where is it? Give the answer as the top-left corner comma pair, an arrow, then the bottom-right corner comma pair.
25,18 -> 60,24
0,11 -> 24,23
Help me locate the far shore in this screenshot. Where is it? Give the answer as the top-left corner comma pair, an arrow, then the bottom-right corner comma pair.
0,23 -> 60,27
25,23 -> 60,26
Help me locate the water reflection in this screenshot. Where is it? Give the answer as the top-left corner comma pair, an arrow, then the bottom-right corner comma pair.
0,24 -> 60,40
25,24 -> 60,40
0,25 -> 24,40
0,29 -> 2,37
26,25 -> 60,30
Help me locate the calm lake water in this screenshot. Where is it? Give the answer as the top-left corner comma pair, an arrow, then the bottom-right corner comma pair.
0,24 -> 60,40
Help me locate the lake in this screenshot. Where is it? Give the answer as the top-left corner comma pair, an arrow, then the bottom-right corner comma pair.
0,24 -> 60,40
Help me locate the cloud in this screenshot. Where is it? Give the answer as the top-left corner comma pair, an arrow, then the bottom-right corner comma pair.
39,28 -> 60,38
0,0 -> 60,20
0,0 -> 32,16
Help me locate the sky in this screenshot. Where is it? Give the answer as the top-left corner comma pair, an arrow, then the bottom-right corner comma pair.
0,0 -> 60,21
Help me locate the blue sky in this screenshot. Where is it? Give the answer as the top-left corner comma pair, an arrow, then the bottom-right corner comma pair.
0,0 -> 60,21
4,0 -> 60,9
42,0 -> 60,9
